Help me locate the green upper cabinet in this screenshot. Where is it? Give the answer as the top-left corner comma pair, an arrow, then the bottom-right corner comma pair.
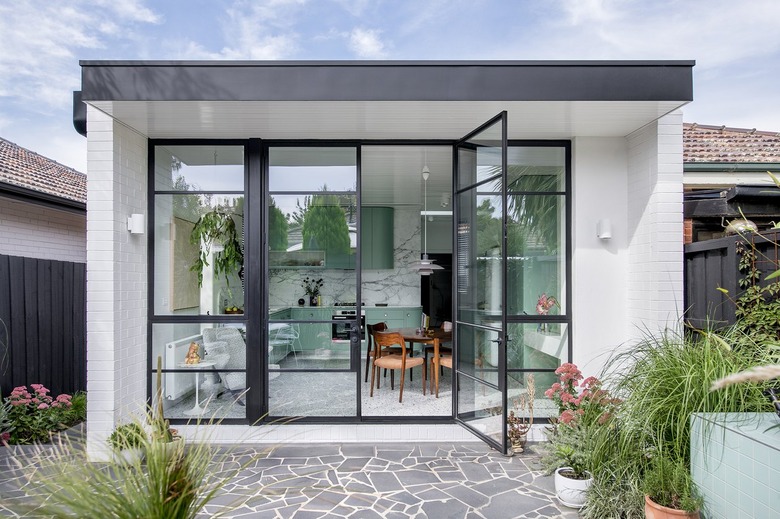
361,207 -> 394,270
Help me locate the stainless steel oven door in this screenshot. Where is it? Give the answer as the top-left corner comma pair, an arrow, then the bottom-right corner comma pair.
331,314 -> 365,340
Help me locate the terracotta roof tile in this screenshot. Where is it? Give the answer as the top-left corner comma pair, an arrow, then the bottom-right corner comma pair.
684,123 -> 780,163
0,137 -> 86,203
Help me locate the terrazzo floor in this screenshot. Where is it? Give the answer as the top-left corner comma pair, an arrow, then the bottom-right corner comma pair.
0,430 -> 581,519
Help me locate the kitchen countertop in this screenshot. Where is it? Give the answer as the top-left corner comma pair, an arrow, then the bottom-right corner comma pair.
270,305 -> 422,312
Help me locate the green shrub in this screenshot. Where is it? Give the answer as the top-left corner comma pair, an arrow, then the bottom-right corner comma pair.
642,453 -> 702,512
4,384 -> 77,444
108,422 -> 146,451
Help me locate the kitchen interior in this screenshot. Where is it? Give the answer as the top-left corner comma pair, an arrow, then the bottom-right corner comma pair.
266,145 -> 455,418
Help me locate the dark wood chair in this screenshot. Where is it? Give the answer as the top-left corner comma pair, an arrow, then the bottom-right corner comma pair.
365,322 -> 397,387
423,323 -> 452,377
371,332 -> 426,403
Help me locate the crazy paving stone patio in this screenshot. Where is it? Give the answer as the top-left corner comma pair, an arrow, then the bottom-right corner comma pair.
199,443 -> 580,518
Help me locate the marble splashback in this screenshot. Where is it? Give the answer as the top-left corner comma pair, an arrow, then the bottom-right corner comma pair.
269,207 -> 421,307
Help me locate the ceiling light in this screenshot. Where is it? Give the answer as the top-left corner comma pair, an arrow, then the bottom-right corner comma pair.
410,152 -> 444,276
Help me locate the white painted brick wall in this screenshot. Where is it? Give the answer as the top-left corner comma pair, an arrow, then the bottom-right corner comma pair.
625,111 -> 684,332
85,107 -> 148,460
0,197 -> 86,263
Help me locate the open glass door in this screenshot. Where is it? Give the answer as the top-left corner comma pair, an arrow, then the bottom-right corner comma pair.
453,112 -> 509,453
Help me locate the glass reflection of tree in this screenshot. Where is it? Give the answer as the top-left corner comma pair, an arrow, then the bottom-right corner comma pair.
301,186 -> 351,257
268,199 -> 288,251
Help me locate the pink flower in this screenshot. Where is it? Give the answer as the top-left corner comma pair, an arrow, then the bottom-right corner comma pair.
37,403 -> 49,410
559,410 -> 576,424
56,394 -> 72,402
51,402 -> 61,408
0,432 -> 9,443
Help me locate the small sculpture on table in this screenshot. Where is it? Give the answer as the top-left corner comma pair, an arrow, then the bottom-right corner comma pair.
184,342 -> 201,365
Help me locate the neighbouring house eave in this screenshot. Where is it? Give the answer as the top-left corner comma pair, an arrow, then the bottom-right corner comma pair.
0,181 -> 86,214
685,162 -> 780,172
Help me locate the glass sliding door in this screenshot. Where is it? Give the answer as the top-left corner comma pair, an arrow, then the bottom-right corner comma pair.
266,146 -> 361,417
454,113 -> 508,452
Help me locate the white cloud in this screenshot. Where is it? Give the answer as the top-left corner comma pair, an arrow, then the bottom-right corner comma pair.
540,0 -> 780,68
0,1 -> 163,109
348,28 -> 387,59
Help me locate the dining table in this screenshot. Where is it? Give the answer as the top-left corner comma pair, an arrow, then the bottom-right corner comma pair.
378,327 -> 453,398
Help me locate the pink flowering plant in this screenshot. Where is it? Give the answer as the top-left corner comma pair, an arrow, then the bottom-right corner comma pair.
544,363 -> 619,428
536,293 -> 558,315
4,384 -> 73,444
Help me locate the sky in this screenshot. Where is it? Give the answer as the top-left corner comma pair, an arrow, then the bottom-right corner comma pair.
1,0 -> 779,174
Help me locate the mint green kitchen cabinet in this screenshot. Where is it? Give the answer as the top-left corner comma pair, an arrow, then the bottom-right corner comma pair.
361,207 -> 394,269
364,307 -> 422,330
290,307 -> 332,353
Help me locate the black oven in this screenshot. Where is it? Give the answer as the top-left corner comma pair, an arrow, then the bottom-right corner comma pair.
332,312 -> 365,340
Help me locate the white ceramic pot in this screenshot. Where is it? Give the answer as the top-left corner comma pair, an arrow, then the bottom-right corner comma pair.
114,447 -> 144,465
554,467 -> 593,509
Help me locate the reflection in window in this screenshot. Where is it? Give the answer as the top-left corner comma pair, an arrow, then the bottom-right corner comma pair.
154,194 -> 245,316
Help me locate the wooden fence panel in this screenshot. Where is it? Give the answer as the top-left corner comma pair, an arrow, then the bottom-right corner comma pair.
0,254 -> 86,397
684,230 -> 780,330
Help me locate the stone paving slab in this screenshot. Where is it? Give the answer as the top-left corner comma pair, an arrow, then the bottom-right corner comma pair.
0,440 -> 582,519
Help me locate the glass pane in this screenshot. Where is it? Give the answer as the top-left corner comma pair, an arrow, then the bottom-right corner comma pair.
154,194 -> 244,316
269,372 -> 356,416
507,371 -> 558,422
268,193 -> 357,271
507,322 -> 568,370
457,122 -> 503,190
456,323 -> 500,384
154,145 -> 244,192
506,195 -> 565,315
269,147 -> 357,192
456,190 -> 503,324
457,375 -> 504,445
151,323 -> 247,420
268,320 -> 350,370
507,147 -> 565,192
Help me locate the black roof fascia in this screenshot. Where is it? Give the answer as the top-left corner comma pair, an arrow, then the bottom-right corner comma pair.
0,182 -> 86,214
685,162 -> 780,173
79,60 -> 694,103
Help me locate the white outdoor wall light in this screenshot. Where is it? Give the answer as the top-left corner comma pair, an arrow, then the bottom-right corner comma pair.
127,213 -> 145,234
596,219 -> 612,240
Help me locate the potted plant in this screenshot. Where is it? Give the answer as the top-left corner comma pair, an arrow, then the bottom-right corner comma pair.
301,276 -> 323,306
108,422 -> 146,465
507,374 -> 535,454
551,437 -> 593,509
190,206 -> 243,288
642,454 -> 702,519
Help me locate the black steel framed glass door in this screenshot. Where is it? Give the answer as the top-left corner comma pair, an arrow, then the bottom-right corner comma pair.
453,113 -> 509,453
265,145 -> 362,419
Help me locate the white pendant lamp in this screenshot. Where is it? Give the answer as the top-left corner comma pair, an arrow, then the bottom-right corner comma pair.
411,153 -> 444,276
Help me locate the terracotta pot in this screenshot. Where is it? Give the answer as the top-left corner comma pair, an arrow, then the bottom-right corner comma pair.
644,495 -> 700,519
554,467 -> 593,509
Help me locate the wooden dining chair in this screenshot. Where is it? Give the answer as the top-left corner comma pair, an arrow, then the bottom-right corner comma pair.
371,332 -> 425,403
365,322 -> 399,387
423,323 -> 452,377
429,354 -> 453,398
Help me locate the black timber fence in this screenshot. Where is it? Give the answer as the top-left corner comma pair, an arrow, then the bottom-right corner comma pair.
684,230 -> 780,330
0,254 -> 86,397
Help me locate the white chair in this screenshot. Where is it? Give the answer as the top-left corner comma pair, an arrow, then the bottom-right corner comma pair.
269,323 -> 301,366
202,328 -> 247,403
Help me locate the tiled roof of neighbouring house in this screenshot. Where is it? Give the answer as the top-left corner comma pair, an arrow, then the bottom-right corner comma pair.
0,137 -> 86,203
684,123 -> 780,163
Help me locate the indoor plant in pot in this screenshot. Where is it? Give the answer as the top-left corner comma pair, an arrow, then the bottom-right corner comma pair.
108,422 -> 146,465
642,453 -> 702,519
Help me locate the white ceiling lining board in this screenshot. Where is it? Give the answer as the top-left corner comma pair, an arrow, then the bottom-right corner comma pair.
88,100 -> 684,141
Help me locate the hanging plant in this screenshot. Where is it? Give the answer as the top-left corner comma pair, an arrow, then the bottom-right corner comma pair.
189,207 -> 243,287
